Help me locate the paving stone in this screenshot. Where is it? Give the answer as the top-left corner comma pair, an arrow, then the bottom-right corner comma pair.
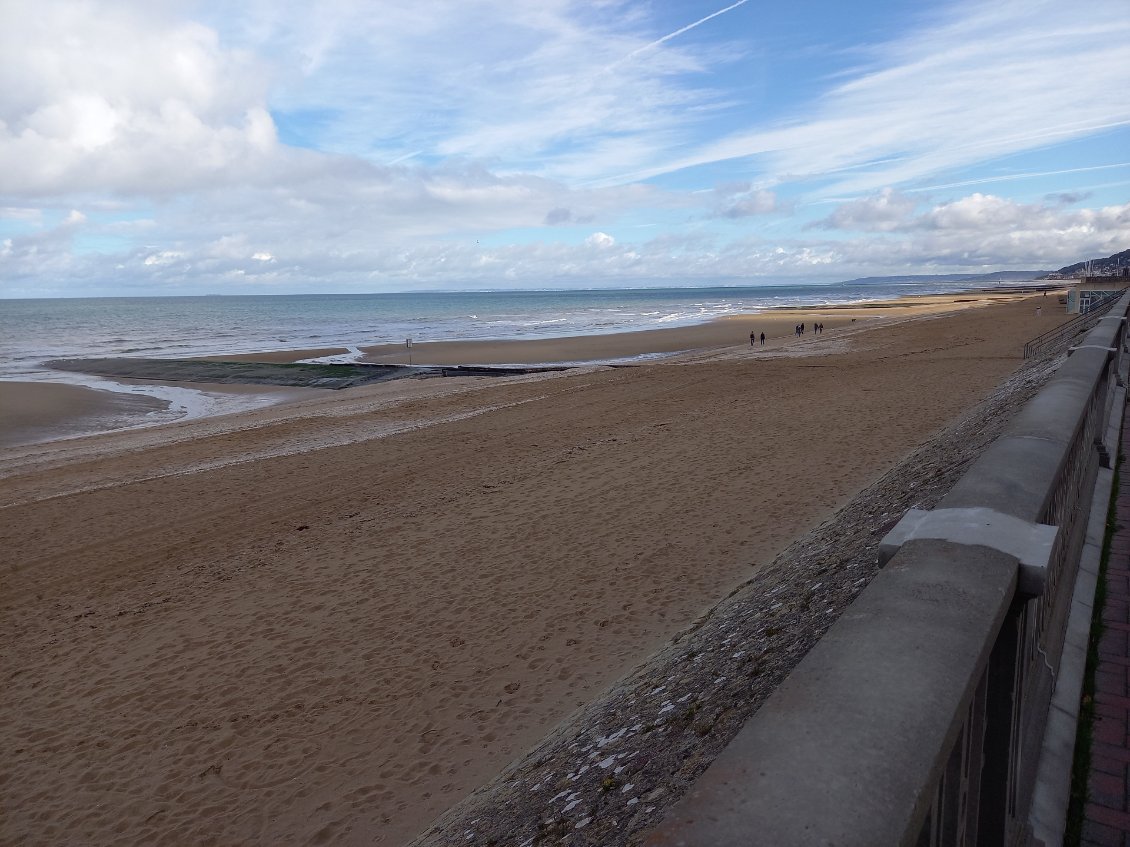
1097,692 -> 1130,711
1089,770 -> 1128,812
1097,669 -> 1129,697
1081,818 -> 1125,847
1101,629 -> 1130,656
1096,701 -> 1130,721
1095,713 -> 1130,748
1087,802 -> 1130,831
1092,750 -> 1129,777
1088,472 -> 1130,846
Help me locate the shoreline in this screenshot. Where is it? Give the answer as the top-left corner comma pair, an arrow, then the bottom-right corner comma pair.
2,292 -> 1068,845
307,290 -> 1057,367
0,289 -> 1058,448
0,381 -> 169,449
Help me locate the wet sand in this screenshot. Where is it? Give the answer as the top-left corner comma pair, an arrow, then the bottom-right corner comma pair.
0,381 -> 168,449
358,292 -> 1042,365
1,292 -> 1068,845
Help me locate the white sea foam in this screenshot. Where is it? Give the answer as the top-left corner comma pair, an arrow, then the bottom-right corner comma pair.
298,345 -> 366,364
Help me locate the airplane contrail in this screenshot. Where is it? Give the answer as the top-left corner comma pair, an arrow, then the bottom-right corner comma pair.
904,162 -> 1130,194
621,0 -> 753,63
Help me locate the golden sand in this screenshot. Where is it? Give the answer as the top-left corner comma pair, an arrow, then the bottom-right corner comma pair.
0,292 -> 1066,844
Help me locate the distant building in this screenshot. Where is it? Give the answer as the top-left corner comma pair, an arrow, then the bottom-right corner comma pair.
1066,276 -> 1129,313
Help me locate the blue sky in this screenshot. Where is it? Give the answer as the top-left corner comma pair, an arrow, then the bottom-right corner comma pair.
0,0 -> 1128,296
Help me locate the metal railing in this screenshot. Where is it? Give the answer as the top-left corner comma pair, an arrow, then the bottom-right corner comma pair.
920,319 -> 1118,845
646,294 -> 1130,847
1023,288 -> 1128,358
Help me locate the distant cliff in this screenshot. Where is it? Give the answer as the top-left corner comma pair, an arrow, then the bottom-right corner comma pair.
1051,248 -> 1130,277
841,270 -> 1048,285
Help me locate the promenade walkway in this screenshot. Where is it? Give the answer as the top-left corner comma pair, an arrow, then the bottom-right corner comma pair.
1083,418 -> 1130,846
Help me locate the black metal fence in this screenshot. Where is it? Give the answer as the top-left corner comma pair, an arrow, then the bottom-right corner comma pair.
1023,288 -> 1128,359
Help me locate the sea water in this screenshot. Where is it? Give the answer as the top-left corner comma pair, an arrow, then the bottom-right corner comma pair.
0,281 -> 1032,425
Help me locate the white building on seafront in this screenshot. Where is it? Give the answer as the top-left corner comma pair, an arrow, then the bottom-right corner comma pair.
1065,271 -> 1130,313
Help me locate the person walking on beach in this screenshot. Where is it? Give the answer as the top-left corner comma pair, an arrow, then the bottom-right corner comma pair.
760,332 -> 766,346
750,331 -> 756,347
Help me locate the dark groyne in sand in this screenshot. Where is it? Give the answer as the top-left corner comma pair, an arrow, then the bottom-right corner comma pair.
47,357 -> 568,390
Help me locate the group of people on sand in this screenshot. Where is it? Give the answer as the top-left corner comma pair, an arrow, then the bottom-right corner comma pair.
792,322 -> 825,338
750,322 -> 829,346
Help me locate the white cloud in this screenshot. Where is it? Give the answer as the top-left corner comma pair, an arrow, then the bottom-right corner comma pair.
215,0 -> 738,184
816,198 -> 1130,272
0,1 -> 280,195
623,0 -> 1130,194
6,191 -> 1125,297
816,188 -> 918,231
815,191 -> 1130,255
713,185 -> 778,218
917,193 -> 1037,231
0,1 -> 1126,298
143,251 -> 186,266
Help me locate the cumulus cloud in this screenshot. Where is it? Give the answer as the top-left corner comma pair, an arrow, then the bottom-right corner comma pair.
915,193 -> 1036,230
0,2 -> 280,195
814,188 -> 918,231
813,190 -> 1130,245
5,195 -> 1129,298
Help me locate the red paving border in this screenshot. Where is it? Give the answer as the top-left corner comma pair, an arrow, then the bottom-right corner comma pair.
1083,420 -> 1130,847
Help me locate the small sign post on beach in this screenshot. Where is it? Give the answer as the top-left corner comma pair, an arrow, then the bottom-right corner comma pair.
406,337 -> 412,366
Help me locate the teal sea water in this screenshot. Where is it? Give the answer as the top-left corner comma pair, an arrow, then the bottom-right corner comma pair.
0,281 -> 1036,430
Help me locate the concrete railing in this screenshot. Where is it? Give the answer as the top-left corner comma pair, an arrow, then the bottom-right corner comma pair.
646,294 -> 1130,847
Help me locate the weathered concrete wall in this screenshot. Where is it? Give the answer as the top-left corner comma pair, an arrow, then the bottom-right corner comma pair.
646,541 -> 1017,847
645,296 -> 1130,847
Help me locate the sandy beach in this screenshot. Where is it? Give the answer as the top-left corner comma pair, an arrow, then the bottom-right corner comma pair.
1,292 -> 1066,845
0,381 -> 169,449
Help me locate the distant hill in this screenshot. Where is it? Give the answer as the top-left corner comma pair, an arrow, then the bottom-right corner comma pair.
842,270 -> 1050,285
1051,248 -> 1130,277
